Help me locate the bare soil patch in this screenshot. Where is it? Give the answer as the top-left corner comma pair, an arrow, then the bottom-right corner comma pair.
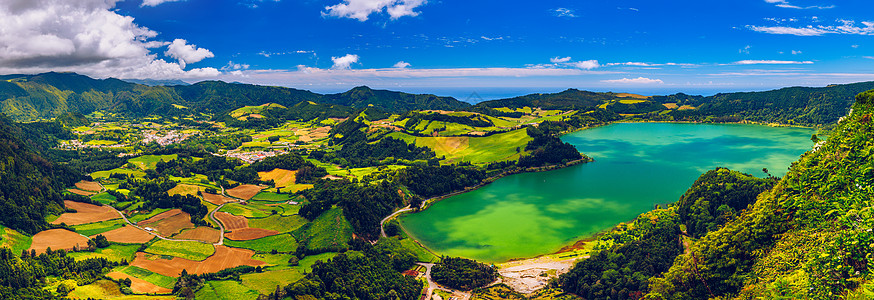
202,193 -> 235,205
98,226 -> 155,244
138,209 -> 194,237
105,271 -> 172,294
226,184 -> 264,200
174,227 -> 221,244
75,180 -> 103,192
52,201 -> 119,226
67,188 -> 96,196
29,229 -> 89,254
131,245 -> 265,277
215,212 -> 247,231
214,212 -> 278,240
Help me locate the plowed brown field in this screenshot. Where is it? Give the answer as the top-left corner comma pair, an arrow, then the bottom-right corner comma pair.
131,245 -> 265,277
174,227 -> 221,244
202,193 -> 235,205
226,184 -> 264,200
97,226 -> 156,244
214,212 -> 277,241
29,229 -> 89,254
137,209 -> 194,236
52,201 -> 119,226
75,180 -> 103,192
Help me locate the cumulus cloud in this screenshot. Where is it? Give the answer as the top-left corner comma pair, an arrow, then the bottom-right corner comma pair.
570,60 -> 600,70
552,8 -> 577,18
733,60 -> 814,65
601,77 -> 664,84
550,56 -> 572,63
323,0 -> 427,21
165,39 -> 214,68
393,61 -> 411,68
221,61 -> 250,71
0,0 -> 218,79
141,0 -> 185,7
748,19 -> 874,36
791,50 -> 802,55
331,54 -> 360,69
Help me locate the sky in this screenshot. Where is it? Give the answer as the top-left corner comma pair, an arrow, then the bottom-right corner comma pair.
2,0 -> 874,99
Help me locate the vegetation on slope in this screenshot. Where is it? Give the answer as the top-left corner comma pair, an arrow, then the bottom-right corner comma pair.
432,256 -> 499,290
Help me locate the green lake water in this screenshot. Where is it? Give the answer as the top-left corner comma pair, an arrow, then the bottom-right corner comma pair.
399,123 -> 815,263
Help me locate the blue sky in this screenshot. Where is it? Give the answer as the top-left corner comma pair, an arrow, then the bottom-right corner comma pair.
2,0 -> 874,98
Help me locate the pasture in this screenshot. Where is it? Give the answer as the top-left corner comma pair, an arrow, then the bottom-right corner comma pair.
240,269 -> 304,294
195,280 -> 259,300
128,154 -> 178,170
68,244 -> 140,262
0,225 -> 32,254
72,218 -> 125,236
223,234 -> 298,253
145,240 -> 215,261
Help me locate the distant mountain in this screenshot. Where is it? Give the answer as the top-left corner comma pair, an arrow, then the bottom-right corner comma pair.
0,73 -> 471,121
321,86 -> 470,112
476,88 -> 619,110
122,78 -> 190,86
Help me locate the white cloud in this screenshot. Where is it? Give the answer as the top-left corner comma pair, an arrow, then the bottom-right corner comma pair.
791,50 -> 802,55
552,8 -> 577,18
748,20 -> 874,36
864,56 -> 874,60
570,60 -> 600,70
605,62 -> 696,67
0,0 -> 218,79
763,0 -> 834,9
732,60 -> 814,65
550,56 -> 572,63
852,44 -> 860,48
141,0 -> 185,7
221,61 -> 250,71
601,77 -> 664,84
323,0 -> 427,21
165,39 -> 214,68
393,61 -> 411,68
740,45 -> 752,54
331,54 -> 360,69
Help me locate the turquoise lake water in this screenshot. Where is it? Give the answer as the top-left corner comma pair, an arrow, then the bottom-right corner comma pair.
399,123 -> 815,263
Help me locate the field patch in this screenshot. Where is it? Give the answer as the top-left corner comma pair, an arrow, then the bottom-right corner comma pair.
250,192 -> 292,202
52,200 -> 120,226
91,168 -> 147,179
116,265 -> 177,290
248,215 -> 307,233
28,229 -> 88,254
99,226 -> 155,244
397,128 -> 531,164
131,245 -> 265,277
0,225 -> 32,254
219,203 -> 272,218
67,279 -> 175,300
91,192 -> 117,205
167,184 -> 204,196
67,188 -> 97,196
662,103 -> 679,109
258,168 -> 296,187
129,154 -> 178,170
214,212 -> 278,241
224,234 -> 297,253
298,207 -> 352,253
241,268 -> 304,294
145,240 -> 215,261
72,218 -> 125,236
195,280 -> 259,300
226,184 -> 265,200
106,271 -> 173,294
203,193 -> 235,205
75,180 -> 103,192
137,209 -> 194,237
174,227 -> 221,244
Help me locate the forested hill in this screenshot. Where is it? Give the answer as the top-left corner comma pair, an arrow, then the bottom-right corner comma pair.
476,88 -> 619,110
0,113 -> 81,235
0,72 -> 469,121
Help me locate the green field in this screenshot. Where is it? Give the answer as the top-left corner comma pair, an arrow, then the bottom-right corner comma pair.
91,167 -> 146,179
128,154 -> 178,170
297,252 -> 339,273
250,192 -> 292,202
219,203 -> 272,218
241,268 -> 304,294
91,192 -> 117,205
224,233 -> 298,253
400,237 -> 439,263
390,128 -> 531,164
85,140 -> 117,146
68,244 -> 139,262
128,208 -> 171,223
202,201 -> 218,227
72,219 -> 126,236
0,225 -> 32,254
195,280 -> 259,300
300,207 -> 353,252
248,215 -> 308,233
116,265 -> 177,289
145,240 -> 215,261
230,103 -> 286,118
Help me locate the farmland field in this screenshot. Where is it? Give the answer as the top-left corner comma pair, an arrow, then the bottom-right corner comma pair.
29,229 -> 89,254
66,279 -> 174,300
248,215 -> 307,233
195,280 -> 259,300
250,191 -> 292,202
99,226 -> 156,244
72,218 -> 125,236
240,268 -> 304,294
226,185 -> 265,200
174,227 -> 221,244
298,207 -> 352,253
68,244 -> 140,262
0,225 -> 31,254
131,245 -> 265,277
390,128 -> 531,164
145,240 -> 215,261
52,201 -> 120,226
224,233 -> 298,253
128,154 -> 178,170
115,265 -> 177,289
